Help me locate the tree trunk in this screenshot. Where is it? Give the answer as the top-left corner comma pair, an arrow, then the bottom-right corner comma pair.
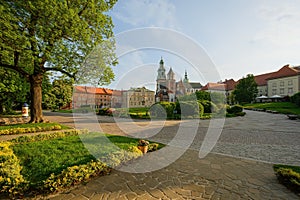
29,74 -> 45,123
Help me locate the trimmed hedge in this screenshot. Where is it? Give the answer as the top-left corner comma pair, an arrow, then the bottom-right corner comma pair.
291,92 -> 300,107
227,105 -> 243,114
274,167 -> 300,194
43,160 -> 111,192
0,125 -> 62,136
0,142 -> 27,196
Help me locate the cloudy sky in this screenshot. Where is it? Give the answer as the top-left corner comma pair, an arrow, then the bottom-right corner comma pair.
106,0 -> 300,90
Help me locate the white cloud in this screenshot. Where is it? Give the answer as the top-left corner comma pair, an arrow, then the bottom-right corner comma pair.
254,2 -> 300,46
113,0 -> 179,29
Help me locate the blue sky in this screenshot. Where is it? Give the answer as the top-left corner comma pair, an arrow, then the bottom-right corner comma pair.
106,0 -> 300,90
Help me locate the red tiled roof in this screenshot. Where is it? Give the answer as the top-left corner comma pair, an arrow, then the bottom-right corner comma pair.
74,86 -> 113,95
201,83 -> 226,91
254,64 -> 300,86
266,64 -> 300,80
222,79 -> 237,91
254,72 -> 275,86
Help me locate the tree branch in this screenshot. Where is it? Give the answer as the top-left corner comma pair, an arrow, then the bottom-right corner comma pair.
44,67 -> 75,79
0,62 -> 29,80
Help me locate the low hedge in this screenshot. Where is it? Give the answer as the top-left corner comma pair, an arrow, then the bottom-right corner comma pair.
0,142 -> 27,196
0,125 -> 62,136
43,160 -> 111,192
10,129 -> 88,143
274,166 -> 300,194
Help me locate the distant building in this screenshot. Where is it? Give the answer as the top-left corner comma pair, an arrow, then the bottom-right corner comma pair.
122,87 -> 155,108
155,57 -> 202,102
254,64 -> 300,97
73,86 -> 122,109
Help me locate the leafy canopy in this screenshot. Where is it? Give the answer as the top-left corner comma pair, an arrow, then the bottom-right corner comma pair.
0,0 -> 117,84
233,74 -> 258,104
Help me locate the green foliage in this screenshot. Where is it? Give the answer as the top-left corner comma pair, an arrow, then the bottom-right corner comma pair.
199,100 -> 218,113
233,74 -> 258,104
195,91 -> 211,101
0,125 -> 62,136
177,101 -> 203,118
274,165 -> 300,194
291,92 -> 300,107
0,142 -> 27,195
0,122 -> 71,136
0,68 -> 29,114
43,78 -> 73,110
227,105 -> 243,114
178,91 -> 211,102
43,160 -> 110,192
0,0 -> 117,121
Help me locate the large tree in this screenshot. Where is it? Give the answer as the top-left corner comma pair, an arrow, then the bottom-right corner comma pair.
0,0 -> 117,122
233,74 -> 258,104
0,68 -> 29,114
43,77 -> 73,110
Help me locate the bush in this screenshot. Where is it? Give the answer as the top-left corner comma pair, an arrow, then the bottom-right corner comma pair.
43,160 -> 111,192
177,101 -> 204,118
275,167 -> 300,194
0,142 -> 27,196
0,125 -> 62,136
227,105 -> 243,114
199,100 -> 218,113
291,92 -> 300,107
10,129 -> 88,144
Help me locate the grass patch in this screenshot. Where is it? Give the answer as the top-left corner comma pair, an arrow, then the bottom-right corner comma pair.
244,102 -> 300,115
10,132 -> 164,192
12,135 -> 94,186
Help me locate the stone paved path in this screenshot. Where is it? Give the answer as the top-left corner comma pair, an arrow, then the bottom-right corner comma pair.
1,110 -> 299,199
47,150 -> 298,200
41,110 -> 300,199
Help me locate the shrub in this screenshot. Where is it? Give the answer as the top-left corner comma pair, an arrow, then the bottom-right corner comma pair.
149,103 -> 167,119
177,101 -> 203,118
275,167 -> 300,194
0,125 -> 63,136
227,105 -> 243,114
10,129 -> 88,144
199,100 -> 218,113
43,160 -> 111,192
291,92 -> 300,107
0,142 -> 27,195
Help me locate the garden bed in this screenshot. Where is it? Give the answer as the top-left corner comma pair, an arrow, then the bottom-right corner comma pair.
0,130 -> 163,198
0,122 -> 70,136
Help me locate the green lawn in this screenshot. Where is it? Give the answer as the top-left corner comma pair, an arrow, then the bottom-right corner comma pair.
12,133 -> 163,188
244,102 -> 300,115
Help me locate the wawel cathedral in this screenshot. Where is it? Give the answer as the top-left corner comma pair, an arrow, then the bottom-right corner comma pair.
155,57 -> 202,102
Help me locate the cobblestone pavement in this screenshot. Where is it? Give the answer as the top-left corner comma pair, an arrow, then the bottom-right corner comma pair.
39,110 -> 300,199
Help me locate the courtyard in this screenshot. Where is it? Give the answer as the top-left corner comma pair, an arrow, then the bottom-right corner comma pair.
41,110 -> 300,199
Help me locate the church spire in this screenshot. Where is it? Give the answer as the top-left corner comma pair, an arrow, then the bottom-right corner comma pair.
183,70 -> 189,83
159,56 -> 164,65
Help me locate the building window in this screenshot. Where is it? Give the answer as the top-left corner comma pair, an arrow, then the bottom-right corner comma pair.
280,81 -> 284,87
288,80 -> 293,85
272,83 -> 277,87
280,88 -> 284,94
272,89 -> 277,95
288,88 -> 293,94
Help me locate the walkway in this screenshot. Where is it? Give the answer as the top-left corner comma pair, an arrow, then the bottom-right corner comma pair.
1,110 -> 299,199
44,110 -> 299,199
